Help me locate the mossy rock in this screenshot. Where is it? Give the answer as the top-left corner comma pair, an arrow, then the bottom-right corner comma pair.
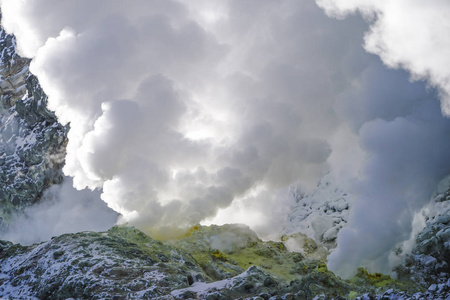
0,224 -> 432,299
349,267 -> 423,295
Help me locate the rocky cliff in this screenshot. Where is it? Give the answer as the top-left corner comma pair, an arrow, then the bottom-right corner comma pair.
394,176 -> 450,295
0,26 -> 68,227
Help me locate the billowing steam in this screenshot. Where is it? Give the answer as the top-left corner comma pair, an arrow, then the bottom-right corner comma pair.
1,178 -> 117,245
1,0 -> 450,277
317,0 -> 450,114
316,0 -> 450,276
0,0 -> 357,230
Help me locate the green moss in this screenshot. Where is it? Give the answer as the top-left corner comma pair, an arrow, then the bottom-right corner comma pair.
348,290 -> 358,299
0,224 -> 432,299
356,267 -> 390,283
349,267 -> 424,294
107,225 -> 158,247
227,248 -> 300,281
171,224 -> 315,281
290,266 -> 352,298
0,240 -> 27,258
316,262 -> 328,274
210,250 -> 229,262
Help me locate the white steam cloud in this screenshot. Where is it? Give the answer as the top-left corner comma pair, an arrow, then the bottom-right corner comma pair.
1,0 -> 450,277
2,178 -> 117,245
316,0 -> 450,276
317,0 -> 450,114
1,0 -> 360,230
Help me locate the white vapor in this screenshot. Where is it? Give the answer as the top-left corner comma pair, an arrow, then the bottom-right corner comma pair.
0,0 -> 365,233
1,0 -> 450,278
0,178 -> 117,245
316,0 -> 450,115
316,0 -> 450,276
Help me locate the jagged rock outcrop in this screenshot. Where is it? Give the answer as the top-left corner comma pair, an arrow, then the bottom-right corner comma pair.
284,174 -> 351,250
394,176 -> 450,298
0,26 -> 68,226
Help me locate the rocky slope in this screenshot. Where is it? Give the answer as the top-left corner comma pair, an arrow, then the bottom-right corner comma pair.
0,224 -> 436,300
0,26 -> 68,227
394,176 -> 450,297
282,174 -> 450,299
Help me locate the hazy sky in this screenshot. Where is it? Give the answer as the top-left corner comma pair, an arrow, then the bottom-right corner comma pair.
1,0 -> 449,277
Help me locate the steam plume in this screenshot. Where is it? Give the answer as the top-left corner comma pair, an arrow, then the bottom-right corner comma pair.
1,0 -> 450,277
2,178 -> 117,245
317,0 -> 450,114
0,0 -> 364,231
317,0 -> 450,276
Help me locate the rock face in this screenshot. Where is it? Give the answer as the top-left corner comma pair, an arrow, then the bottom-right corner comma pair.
395,176 -> 450,298
284,174 -> 351,250
0,224 -> 434,300
0,26 -> 68,226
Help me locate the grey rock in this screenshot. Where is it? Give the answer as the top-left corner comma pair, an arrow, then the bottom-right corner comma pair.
0,225 -> 432,299
0,22 -> 68,227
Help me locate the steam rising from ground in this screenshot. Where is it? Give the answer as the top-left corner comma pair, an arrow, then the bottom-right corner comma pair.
1,0 -> 450,277
2,178 -> 117,245
316,0 -> 450,276
1,0 -> 360,229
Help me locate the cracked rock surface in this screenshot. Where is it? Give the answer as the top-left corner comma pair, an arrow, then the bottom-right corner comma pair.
0,26 -> 68,227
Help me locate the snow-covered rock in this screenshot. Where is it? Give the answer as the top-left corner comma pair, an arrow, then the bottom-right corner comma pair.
283,174 -> 351,250
0,224 -> 434,299
0,25 -> 67,227
395,176 -> 450,290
